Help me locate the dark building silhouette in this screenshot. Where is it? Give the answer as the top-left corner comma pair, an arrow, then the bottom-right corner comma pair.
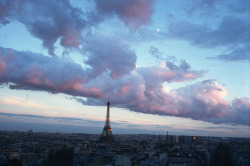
165,131 -> 196,145
99,100 -> 115,143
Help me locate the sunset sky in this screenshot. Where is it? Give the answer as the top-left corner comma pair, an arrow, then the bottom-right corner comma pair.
0,0 -> 249,137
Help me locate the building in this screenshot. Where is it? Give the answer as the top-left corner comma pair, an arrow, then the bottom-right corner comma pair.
99,100 -> 115,143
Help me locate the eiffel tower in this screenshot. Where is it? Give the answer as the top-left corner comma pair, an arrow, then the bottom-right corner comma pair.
99,100 -> 115,143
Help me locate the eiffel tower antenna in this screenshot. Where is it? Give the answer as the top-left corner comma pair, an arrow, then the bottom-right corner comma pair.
99,100 -> 115,143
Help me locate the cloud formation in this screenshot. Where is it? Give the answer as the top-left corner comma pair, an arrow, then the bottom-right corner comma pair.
183,0 -> 223,16
149,46 -> 163,60
209,45 -> 250,61
94,0 -> 155,28
1,0 -> 248,63
0,46 -> 249,126
169,17 -> 249,48
182,0 -> 249,16
0,0 -> 156,56
229,97 -> 250,125
0,0 -> 249,130
168,16 -> 250,61
84,33 -> 137,79
0,47 -> 103,98
0,0 -> 87,55
81,77 -> 250,126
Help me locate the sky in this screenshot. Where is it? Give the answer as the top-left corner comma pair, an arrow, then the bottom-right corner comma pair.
0,0 -> 249,138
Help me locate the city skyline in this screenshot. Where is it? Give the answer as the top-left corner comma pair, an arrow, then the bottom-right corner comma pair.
0,0 -> 249,138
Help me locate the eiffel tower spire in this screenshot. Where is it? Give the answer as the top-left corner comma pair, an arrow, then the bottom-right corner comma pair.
99,100 -> 115,143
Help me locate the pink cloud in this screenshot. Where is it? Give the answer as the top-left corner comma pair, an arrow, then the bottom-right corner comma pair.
25,67 -> 52,86
0,47 -> 105,99
123,80 -> 234,123
94,0 -> 155,28
0,0 -> 86,55
1,47 -> 249,126
137,62 -> 205,92
0,53 -> 6,76
120,85 -> 131,94
0,0 -> 155,57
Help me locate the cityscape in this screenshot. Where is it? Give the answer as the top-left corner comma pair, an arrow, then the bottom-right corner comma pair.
0,0 -> 249,165
0,101 -> 249,166
0,130 -> 249,166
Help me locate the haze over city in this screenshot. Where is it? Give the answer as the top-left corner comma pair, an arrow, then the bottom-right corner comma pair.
0,0 -> 249,138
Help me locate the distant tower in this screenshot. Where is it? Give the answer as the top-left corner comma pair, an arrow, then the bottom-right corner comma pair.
166,131 -> 170,145
99,100 -> 115,143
